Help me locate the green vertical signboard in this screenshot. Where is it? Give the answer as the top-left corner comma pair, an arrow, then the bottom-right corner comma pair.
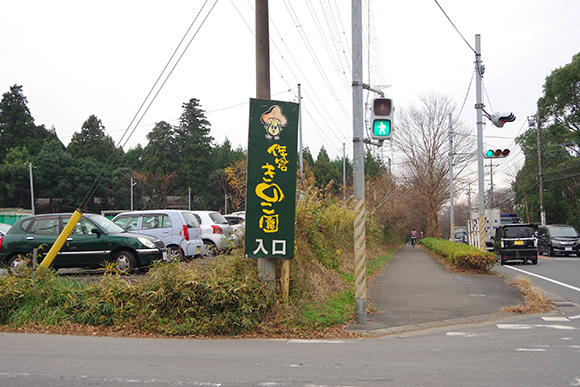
245,98 -> 299,259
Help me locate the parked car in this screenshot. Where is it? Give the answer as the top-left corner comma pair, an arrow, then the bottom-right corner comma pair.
224,213 -> 245,247
537,224 -> 580,257
191,211 -> 235,255
113,210 -> 203,261
493,223 -> 538,265
0,223 -> 11,236
0,213 -> 167,274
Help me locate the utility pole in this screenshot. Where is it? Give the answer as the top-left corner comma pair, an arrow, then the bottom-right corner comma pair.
29,162 -> 35,215
352,0 -> 366,324
449,114 -> 454,241
343,143 -> 346,203
255,0 -> 276,288
489,160 -> 494,207
530,114 -> 546,225
475,34 -> 486,250
298,84 -> 304,183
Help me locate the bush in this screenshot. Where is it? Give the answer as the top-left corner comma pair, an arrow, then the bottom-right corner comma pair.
420,238 -> 496,272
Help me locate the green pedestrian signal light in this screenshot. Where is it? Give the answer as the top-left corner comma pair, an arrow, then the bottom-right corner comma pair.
373,119 -> 391,137
484,149 -> 510,158
370,98 -> 393,140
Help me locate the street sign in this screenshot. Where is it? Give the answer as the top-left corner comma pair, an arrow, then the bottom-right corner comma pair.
245,99 -> 299,259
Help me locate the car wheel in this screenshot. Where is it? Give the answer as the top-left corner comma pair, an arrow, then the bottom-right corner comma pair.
500,257 -> 506,265
530,259 -> 538,265
548,247 -> 554,257
113,250 -> 136,274
203,240 -> 217,256
167,245 -> 183,263
7,254 -> 31,276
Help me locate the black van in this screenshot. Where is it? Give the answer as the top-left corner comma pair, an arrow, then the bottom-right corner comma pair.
494,224 -> 538,265
537,224 -> 580,257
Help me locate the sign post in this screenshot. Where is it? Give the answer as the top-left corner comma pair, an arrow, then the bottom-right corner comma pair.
245,99 -> 299,289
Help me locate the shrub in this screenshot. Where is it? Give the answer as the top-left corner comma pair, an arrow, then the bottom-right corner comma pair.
420,238 -> 496,272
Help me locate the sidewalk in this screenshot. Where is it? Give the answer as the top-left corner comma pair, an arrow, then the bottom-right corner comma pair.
347,244 -> 526,335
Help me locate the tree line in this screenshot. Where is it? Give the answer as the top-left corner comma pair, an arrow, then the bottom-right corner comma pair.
514,53 -> 580,230
0,85 -> 385,215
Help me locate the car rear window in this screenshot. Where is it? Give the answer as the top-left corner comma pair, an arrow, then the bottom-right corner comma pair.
503,226 -> 535,238
182,212 -> 200,228
209,212 -> 229,225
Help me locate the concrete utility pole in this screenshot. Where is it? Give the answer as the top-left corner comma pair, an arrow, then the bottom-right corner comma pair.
449,114 -> 454,240
255,0 -> 276,288
475,34 -> 486,250
298,84 -> 304,183
531,114 -> 546,225
352,0 -> 366,324
29,162 -> 35,215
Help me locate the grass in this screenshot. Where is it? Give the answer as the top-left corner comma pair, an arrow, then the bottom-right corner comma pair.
500,275 -> 555,314
0,185 -> 398,338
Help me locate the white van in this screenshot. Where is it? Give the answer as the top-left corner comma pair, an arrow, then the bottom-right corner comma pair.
113,210 -> 203,261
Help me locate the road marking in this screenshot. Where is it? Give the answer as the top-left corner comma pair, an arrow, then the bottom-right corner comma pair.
503,266 -> 580,293
542,317 -> 570,322
287,339 -> 347,344
497,324 -> 576,330
446,332 -> 489,337
570,315 -> 580,320
516,348 -> 547,352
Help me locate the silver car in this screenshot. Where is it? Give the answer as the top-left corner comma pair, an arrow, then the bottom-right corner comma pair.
191,211 -> 235,255
113,210 -> 203,261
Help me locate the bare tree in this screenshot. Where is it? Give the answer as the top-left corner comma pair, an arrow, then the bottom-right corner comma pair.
394,93 -> 474,238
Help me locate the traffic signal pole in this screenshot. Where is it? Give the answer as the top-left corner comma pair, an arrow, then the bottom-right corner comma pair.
475,34 -> 486,250
352,0 -> 367,324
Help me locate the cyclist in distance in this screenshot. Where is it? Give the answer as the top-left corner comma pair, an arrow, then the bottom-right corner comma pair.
410,228 -> 418,247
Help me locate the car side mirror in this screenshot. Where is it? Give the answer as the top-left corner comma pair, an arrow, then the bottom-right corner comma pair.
91,227 -> 103,237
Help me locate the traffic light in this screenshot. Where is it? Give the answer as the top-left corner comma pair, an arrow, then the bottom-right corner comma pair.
370,98 -> 393,140
484,149 -> 510,158
489,111 -> 516,128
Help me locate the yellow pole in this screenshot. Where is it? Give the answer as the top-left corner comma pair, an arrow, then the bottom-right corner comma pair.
38,209 -> 83,269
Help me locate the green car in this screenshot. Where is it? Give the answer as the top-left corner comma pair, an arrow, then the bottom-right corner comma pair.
0,213 -> 167,274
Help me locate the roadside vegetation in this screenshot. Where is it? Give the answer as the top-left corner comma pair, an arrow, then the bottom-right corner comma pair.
419,238 -> 496,272
0,183 -> 399,338
500,275 -> 555,314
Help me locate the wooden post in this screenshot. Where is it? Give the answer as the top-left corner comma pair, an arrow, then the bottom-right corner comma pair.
282,259 -> 290,302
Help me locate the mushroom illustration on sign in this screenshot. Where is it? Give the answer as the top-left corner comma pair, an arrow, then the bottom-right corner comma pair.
261,105 -> 288,140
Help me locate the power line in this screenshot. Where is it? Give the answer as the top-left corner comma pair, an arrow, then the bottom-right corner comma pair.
433,0 -> 476,54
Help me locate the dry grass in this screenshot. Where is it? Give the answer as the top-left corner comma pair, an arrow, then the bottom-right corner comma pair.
500,275 -> 555,314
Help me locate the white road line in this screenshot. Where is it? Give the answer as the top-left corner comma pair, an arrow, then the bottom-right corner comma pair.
446,332 -> 489,337
569,315 -> 580,320
516,348 -> 547,352
542,317 -> 570,322
497,324 -> 576,330
503,266 -> 580,292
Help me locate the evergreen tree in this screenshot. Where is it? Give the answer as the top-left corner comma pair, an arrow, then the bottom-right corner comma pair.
67,114 -> 118,164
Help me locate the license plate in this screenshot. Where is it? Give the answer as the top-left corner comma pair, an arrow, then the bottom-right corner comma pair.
163,251 -> 168,260
196,246 -> 200,254
514,240 -> 524,245
565,247 -> 573,251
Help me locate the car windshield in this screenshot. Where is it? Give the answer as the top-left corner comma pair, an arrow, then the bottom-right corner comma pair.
549,226 -> 578,237
503,226 -> 535,238
84,214 -> 125,233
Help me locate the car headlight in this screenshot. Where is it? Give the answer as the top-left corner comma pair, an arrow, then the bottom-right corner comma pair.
138,237 -> 156,249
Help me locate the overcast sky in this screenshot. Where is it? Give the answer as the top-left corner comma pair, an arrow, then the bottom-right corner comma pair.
2,0 -> 579,193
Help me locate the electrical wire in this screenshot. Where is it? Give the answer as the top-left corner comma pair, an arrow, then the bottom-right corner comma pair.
433,0 -> 476,54
79,0 -> 219,210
